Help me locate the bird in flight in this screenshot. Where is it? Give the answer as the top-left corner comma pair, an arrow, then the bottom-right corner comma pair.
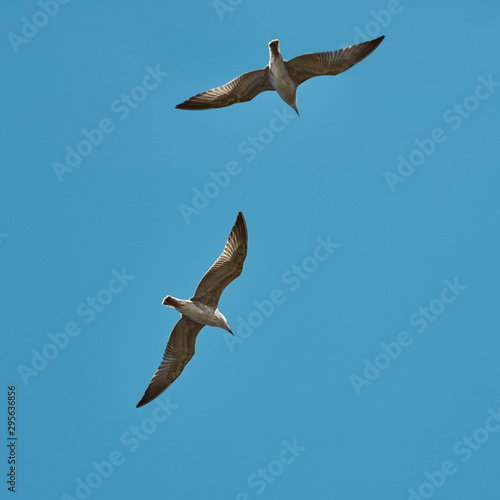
176,36 -> 384,114
136,212 -> 248,407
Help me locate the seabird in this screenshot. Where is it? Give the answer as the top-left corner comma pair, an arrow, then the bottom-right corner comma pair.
136,212 -> 248,407
176,36 -> 384,114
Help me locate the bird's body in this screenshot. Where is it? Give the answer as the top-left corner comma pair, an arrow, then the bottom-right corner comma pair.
136,212 -> 247,408
268,40 -> 299,113
163,296 -> 231,331
176,36 -> 384,114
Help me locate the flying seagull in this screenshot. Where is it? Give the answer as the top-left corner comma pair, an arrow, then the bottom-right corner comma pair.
136,212 -> 248,407
176,36 -> 384,114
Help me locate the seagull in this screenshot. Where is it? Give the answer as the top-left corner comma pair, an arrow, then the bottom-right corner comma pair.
136,212 -> 248,407
176,36 -> 384,114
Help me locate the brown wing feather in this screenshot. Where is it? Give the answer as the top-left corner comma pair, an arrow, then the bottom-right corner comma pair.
136,317 -> 204,407
191,212 -> 248,308
176,68 -> 273,110
285,36 -> 384,86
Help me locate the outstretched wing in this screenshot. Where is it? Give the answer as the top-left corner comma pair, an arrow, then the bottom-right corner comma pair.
176,68 -> 273,110
136,317 -> 204,407
191,212 -> 248,308
285,36 -> 384,86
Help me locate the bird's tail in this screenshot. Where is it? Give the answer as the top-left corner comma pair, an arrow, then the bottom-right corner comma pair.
162,296 -> 178,307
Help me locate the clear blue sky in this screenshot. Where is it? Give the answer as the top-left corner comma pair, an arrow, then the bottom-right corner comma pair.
2,1 -> 500,499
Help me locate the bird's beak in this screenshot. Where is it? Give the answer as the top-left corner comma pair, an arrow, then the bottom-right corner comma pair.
228,328 -> 234,336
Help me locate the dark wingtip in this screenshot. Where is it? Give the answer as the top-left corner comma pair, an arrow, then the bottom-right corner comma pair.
175,101 -> 194,110
232,212 -> 248,251
175,100 -> 214,111
136,391 -> 153,407
236,212 -> 247,233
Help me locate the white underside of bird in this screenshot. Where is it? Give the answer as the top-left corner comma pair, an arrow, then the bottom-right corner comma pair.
163,296 -> 232,332
268,40 -> 299,114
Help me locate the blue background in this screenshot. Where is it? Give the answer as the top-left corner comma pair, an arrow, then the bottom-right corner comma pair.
2,1 -> 500,499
